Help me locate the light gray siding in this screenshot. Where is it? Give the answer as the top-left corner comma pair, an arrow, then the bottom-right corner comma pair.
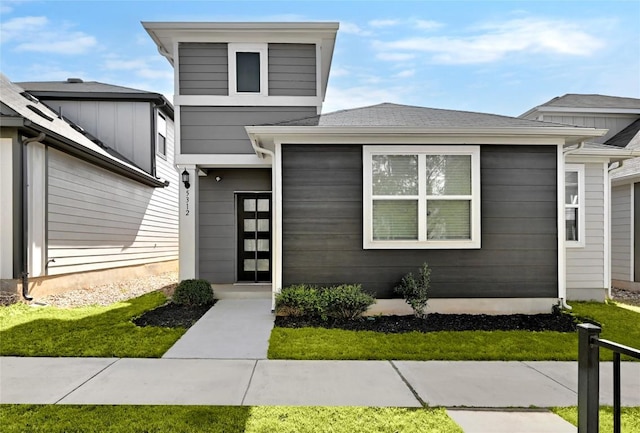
47,143 -> 179,275
540,114 -> 637,144
282,144 -> 558,298
199,169 -> 271,283
45,99 -> 152,173
566,163 -> 606,290
268,44 -> 317,96
611,183 -> 633,280
180,106 -> 317,154
178,43 -> 229,95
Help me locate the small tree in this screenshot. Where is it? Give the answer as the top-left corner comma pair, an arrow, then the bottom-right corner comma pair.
394,263 -> 431,318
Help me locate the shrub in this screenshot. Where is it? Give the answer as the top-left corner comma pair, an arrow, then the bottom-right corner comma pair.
322,284 -> 376,320
395,263 -> 431,318
172,279 -> 214,306
275,284 -> 323,317
276,284 -> 375,320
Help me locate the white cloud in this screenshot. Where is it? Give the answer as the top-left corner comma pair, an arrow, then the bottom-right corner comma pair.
329,67 -> 350,78
375,52 -> 416,62
323,85 -> 406,113
369,19 -> 400,28
102,56 -> 173,81
340,21 -> 371,36
394,69 -> 416,78
1,15 -> 97,54
413,19 -> 444,31
374,17 -> 604,64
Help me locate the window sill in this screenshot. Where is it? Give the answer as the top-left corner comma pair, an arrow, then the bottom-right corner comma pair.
364,239 -> 481,249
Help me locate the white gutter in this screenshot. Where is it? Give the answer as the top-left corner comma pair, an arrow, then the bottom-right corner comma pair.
249,136 -> 278,312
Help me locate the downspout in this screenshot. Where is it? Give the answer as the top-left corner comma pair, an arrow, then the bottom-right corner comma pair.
250,137 -> 277,312
558,141 -> 586,310
20,132 -> 46,301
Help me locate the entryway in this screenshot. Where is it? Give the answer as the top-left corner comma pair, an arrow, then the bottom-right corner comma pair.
236,193 -> 272,283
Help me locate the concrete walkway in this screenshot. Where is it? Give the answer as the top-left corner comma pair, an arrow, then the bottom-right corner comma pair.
2,298 -> 639,432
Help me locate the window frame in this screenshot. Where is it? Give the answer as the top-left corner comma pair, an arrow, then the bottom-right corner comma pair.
228,43 -> 268,96
363,145 -> 481,249
565,164 -> 585,248
156,112 -> 167,158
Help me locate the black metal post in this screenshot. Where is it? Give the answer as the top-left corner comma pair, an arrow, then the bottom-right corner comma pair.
578,323 -> 601,433
613,352 -> 620,433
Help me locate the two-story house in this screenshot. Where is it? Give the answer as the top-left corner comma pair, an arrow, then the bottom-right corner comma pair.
0,75 -> 179,300
144,21 -> 637,314
521,94 -> 640,293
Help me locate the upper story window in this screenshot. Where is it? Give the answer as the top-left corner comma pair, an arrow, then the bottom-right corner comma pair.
363,145 -> 481,249
228,43 -> 268,96
156,112 -> 167,157
565,164 -> 585,247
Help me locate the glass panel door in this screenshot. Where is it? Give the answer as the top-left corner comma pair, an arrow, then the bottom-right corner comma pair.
237,193 -> 271,282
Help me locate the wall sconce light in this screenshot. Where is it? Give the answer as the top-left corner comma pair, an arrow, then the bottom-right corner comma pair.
181,169 -> 190,189
215,176 -> 222,182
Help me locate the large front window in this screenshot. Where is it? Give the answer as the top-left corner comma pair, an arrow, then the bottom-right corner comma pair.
364,146 -> 480,249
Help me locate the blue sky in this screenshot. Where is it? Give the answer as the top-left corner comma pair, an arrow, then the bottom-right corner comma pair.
1,0 -> 639,116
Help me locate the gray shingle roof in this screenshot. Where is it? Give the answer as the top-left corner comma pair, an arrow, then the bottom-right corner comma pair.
275,103 -> 575,128
16,79 -> 151,95
605,119 -> 640,148
537,94 -> 640,110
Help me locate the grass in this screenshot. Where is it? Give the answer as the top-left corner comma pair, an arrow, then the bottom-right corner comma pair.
552,406 -> 640,431
268,302 -> 640,361
0,405 -> 463,433
0,292 -> 184,357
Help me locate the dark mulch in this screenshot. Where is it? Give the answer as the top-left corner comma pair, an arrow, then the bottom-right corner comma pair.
275,312 -> 585,333
133,301 -> 216,328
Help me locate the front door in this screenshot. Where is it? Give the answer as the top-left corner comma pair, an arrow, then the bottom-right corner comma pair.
237,193 -> 272,282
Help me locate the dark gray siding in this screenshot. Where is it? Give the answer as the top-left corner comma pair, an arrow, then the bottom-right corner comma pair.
179,43 -> 228,95
282,144 -> 558,298
180,106 -> 317,154
635,183 -> 640,282
199,169 -> 271,283
268,44 -> 317,97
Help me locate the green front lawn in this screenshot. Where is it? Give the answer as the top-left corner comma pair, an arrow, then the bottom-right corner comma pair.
0,405 -> 463,433
268,302 -> 640,361
552,406 -> 640,431
0,292 -> 184,358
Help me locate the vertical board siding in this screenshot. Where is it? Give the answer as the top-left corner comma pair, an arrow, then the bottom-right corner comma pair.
180,106 -> 317,154
198,169 -> 271,283
44,100 -> 152,173
543,114 -> 636,144
282,144 -> 558,298
611,184 -> 632,280
179,43 -> 229,95
47,127 -> 179,275
268,44 -> 317,96
566,163 -> 606,289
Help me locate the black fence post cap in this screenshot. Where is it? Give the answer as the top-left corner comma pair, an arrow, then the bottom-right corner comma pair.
577,323 -> 601,332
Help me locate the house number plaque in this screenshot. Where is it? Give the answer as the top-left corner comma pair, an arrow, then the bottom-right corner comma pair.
185,189 -> 190,216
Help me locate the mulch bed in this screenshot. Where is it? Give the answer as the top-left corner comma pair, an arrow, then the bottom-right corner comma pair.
133,301 -> 216,328
275,312 -> 587,333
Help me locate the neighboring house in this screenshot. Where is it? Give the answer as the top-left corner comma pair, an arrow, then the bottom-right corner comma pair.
0,74 -> 179,300
143,21 -> 637,313
521,95 -> 640,295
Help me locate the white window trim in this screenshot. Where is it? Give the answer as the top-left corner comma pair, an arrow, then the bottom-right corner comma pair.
228,43 -> 268,97
565,164 -> 585,248
363,145 -> 481,249
156,112 -> 167,158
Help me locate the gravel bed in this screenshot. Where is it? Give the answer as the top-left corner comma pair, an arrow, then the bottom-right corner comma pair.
611,287 -> 640,307
37,272 -> 178,308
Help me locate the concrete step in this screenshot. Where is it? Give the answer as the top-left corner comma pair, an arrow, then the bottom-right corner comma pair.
213,284 -> 271,299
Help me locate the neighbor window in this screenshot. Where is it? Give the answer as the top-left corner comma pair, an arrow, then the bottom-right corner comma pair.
363,145 -> 481,249
156,112 -> 167,157
228,43 -> 268,96
565,164 -> 584,246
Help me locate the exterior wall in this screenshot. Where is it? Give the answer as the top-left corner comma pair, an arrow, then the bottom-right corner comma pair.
0,135 -> 15,281
281,144 -> 558,298
198,168 -> 271,283
611,183 -> 632,281
532,113 -> 637,144
180,106 -> 316,154
566,163 -> 606,293
268,44 -> 317,96
179,43 -> 229,95
46,147 -> 179,275
44,99 -> 153,173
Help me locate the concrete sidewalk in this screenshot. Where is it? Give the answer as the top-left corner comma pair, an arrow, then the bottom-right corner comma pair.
2,357 -> 638,432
